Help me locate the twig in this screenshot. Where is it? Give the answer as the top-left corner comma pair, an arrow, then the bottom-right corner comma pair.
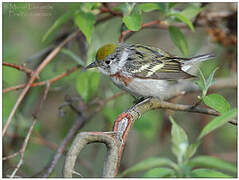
3,65 -> 81,94
33,82 -> 51,119
41,92 -> 124,177
119,20 -> 167,42
93,92 -> 125,111
2,30 -> 80,136
3,5 -> 120,135
33,133 -> 58,150
3,62 -> 34,77
96,14 -> 115,25
10,119 -> 37,178
100,4 -> 123,17
119,19 -> 191,42
8,77 -> 51,177
3,152 -> 19,161
6,132 -> 58,151
42,116 -> 84,177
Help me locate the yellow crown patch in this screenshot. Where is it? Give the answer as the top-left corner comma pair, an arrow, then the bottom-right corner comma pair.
96,43 -> 117,61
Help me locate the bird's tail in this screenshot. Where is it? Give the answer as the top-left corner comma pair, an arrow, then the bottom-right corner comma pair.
184,53 -> 216,64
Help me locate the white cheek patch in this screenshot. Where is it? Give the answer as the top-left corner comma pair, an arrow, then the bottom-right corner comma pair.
119,50 -> 128,68
111,50 -> 129,74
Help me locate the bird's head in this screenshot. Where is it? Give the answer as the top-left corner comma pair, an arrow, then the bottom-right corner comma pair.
85,43 -> 119,75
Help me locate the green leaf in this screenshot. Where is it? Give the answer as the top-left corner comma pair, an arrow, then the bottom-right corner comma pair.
138,3 -> 161,12
113,3 -> 130,15
74,11 -> 96,44
61,48 -> 85,66
75,70 -> 99,102
80,2 -> 100,11
180,4 -> 204,20
197,68 -> 206,94
69,3 -> 83,11
184,141 -> 200,160
205,67 -> 218,90
190,156 -> 237,174
168,3 -> 178,9
88,71 -> 99,98
191,168 -> 232,178
119,157 -> 175,177
169,116 -> 188,163
203,94 -> 230,113
199,108 -> 237,139
169,26 -> 188,56
76,72 -> 88,102
169,13 -> 194,31
143,168 -> 174,177
194,81 -> 204,93
134,111 -> 162,139
196,68 -> 218,96
42,11 -> 75,42
123,10 -> 142,31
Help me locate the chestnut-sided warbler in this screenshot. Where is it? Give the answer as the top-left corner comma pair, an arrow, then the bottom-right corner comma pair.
85,43 -> 215,99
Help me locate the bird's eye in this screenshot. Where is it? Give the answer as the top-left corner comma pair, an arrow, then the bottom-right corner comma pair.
105,60 -> 111,65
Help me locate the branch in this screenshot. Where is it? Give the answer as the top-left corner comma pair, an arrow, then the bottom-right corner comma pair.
100,3 -> 123,17
3,4 -> 125,135
6,81 -> 51,177
41,92 -> 124,177
3,152 -> 19,161
119,20 -> 163,42
33,82 -> 51,119
106,81 -> 237,176
2,5 -> 120,135
119,20 -> 188,42
5,132 -> 58,151
10,119 -> 37,178
63,75 -> 237,177
64,132 -> 119,177
2,30 -> 80,136
3,62 -> 34,77
108,98 -> 237,176
42,116 -> 84,177
3,65 -> 81,94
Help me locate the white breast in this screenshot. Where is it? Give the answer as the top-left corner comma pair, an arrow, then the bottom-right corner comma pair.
111,76 -> 171,99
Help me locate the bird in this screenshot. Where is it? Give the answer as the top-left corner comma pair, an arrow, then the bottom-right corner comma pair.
85,43 -> 215,100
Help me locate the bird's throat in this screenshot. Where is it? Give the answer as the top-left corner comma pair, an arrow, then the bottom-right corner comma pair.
110,72 -> 133,86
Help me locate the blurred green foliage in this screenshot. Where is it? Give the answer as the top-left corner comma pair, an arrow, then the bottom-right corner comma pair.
3,2 -> 237,178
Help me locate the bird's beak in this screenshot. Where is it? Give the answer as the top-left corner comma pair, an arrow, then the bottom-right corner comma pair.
84,61 -> 98,70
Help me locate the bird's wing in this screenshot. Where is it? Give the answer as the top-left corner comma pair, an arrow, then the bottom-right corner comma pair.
130,58 -> 195,80
125,45 -> 195,80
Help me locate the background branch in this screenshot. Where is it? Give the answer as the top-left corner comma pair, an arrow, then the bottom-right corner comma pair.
3,62 -> 35,77
3,65 -> 82,94
10,119 -> 37,178
40,92 -> 123,177
2,30 -> 80,136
